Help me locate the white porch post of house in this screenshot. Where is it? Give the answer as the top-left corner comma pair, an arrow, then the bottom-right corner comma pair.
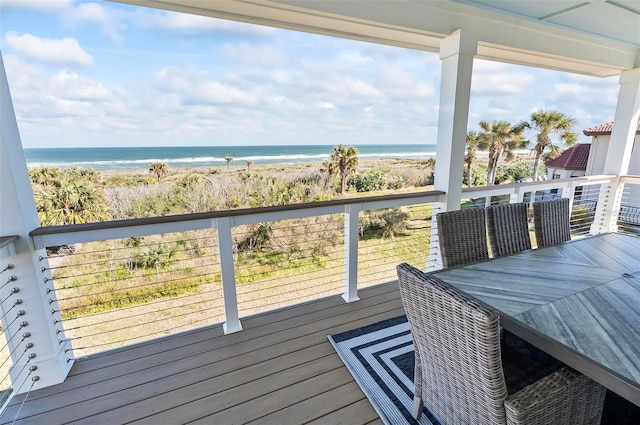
591,67 -> 640,234
0,54 -> 73,393
428,29 -> 477,270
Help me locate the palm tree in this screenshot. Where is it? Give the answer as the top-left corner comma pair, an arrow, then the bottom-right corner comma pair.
478,120 -> 527,185
326,145 -> 359,194
35,178 -> 111,225
465,131 -> 481,187
148,162 -> 169,183
29,166 -> 61,185
522,110 -> 577,181
225,155 -> 233,171
142,243 -> 177,280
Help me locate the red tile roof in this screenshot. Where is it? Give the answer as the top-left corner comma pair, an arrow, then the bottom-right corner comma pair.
583,120 -> 640,135
545,143 -> 591,170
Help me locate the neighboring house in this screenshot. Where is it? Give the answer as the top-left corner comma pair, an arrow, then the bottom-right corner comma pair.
583,121 -> 640,229
545,143 -> 591,180
535,144 -> 591,205
583,121 -> 640,176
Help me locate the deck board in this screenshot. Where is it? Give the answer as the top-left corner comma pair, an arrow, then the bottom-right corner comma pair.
1,282 -> 403,425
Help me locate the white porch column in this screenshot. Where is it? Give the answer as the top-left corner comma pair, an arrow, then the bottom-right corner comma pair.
429,30 -> 477,270
591,68 -> 640,234
0,54 -> 73,393
433,29 -> 477,212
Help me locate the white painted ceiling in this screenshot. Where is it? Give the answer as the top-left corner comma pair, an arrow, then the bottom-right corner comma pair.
451,0 -> 640,47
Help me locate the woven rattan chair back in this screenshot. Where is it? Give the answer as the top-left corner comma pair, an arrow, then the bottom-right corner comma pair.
487,203 -> 532,257
533,198 -> 571,248
435,208 -> 489,268
397,263 -> 508,424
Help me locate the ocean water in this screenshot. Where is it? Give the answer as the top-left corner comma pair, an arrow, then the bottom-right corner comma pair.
24,144 -> 437,171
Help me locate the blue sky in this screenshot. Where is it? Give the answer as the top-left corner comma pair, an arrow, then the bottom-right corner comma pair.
1,0 -> 620,148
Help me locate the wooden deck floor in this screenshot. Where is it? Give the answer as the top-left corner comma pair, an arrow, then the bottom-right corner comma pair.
1,282 -> 404,425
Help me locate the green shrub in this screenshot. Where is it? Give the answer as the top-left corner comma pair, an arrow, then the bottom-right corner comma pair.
470,164 -> 488,187
350,169 -> 386,192
360,207 -> 410,238
106,174 -> 156,187
386,174 -> 407,190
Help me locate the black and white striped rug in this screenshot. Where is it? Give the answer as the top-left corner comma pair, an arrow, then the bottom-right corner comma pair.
329,316 -> 640,425
328,315 -> 443,425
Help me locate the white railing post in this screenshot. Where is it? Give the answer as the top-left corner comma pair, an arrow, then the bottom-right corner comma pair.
515,186 -> 527,203
215,217 -> 242,334
427,201 -> 446,271
590,177 -> 624,234
342,204 -> 361,303
561,182 -> 573,207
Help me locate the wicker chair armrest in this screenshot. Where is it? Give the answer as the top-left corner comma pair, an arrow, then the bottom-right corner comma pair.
504,367 -> 606,425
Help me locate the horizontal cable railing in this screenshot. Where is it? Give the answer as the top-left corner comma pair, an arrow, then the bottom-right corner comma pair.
358,203 -> 437,285
618,176 -> 640,235
234,215 -> 345,317
570,183 -> 601,236
45,229 -> 223,358
28,191 -> 443,357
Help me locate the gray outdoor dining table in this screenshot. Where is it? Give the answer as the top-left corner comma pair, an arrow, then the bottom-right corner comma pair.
431,232 -> 640,406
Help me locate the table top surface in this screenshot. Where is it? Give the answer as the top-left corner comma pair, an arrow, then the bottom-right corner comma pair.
433,232 -> 640,405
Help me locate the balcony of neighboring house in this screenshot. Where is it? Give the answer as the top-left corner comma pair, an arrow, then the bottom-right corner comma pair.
1,1 -> 640,424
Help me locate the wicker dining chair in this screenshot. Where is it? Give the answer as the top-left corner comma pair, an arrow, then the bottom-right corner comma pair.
397,262 -> 606,425
486,203 -> 532,257
435,208 -> 489,268
533,198 -> 571,248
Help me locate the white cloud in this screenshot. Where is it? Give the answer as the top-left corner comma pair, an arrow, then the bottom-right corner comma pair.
138,10 -> 277,36
269,70 -> 293,85
348,79 -> 384,97
0,0 -> 72,13
471,60 -> 535,96
1,1 -> 125,44
64,2 -> 125,43
471,72 -> 534,95
152,67 -> 260,107
4,32 -> 94,66
2,55 -> 40,103
219,44 -> 284,67
49,71 -> 111,101
378,63 -> 436,99
195,81 -> 258,106
3,54 -> 127,142
44,96 -> 93,116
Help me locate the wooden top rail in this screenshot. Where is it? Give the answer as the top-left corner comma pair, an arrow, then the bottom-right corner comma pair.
29,190 -> 445,248
0,235 -> 18,250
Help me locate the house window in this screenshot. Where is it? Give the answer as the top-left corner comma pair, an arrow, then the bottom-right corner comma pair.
553,173 -> 561,179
